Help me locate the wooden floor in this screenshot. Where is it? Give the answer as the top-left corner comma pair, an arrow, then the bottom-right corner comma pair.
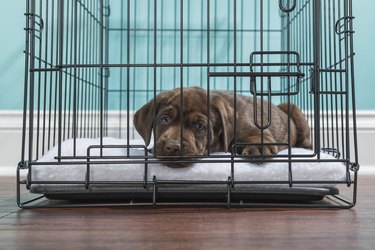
1,176 -> 375,250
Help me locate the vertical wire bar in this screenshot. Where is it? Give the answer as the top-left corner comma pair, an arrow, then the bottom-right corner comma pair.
53,0 -> 60,147
182,0 -> 185,84
281,0 -> 294,186
36,0 -> 43,159
254,0 -> 258,51
91,0 -> 94,138
281,8 -> 285,103
95,0 -> 99,138
142,0 -> 150,187
86,0 -> 90,138
146,0 -> 151,101
267,0 -> 270,71
22,0 -> 31,162
42,0 -> 49,155
131,0 -> 137,147
321,1 -> 325,151
101,0 -> 104,138
62,0 -> 69,142
79,1 -> 85,139
160,0 -> 164,91
348,0 -> 359,165
306,0 -> 310,118
309,1 -> 314,145
173,0 -> 177,89
313,0 -> 321,159
344,0 -> 350,173
300,1 -> 303,108
287,4 -> 293,187
97,1 -> 101,138
240,0 -> 243,91
260,0 -> 264,156
97,0 -> 100,137
67,0 -> 74,141
180,0 -> 184,159
298,1 -> 302,108
88,0 -> 92,138
83,0 -> 89,139
333,0 -> 340,158
226,0 -> 230,89
106,0 -> 109,134
28,0 -> 35,161
81,1 -> 86,138
103,0 -> 110,139
153,0 -> 157,157
323,0 -> 329,150
47,0 -> 54,151
207,2 -> 216,157
119,0 -> 124,138
73,0 -> 78,157
127,0 -> 130,156
303,1 -> 308,120
57,0 -> 64,162
105,0 -> 110,138
231,0 -> 237,187
93,0 -> 97,138
99,0 -> 104,156
78,1 -> 83,139
338,0 -> 345,160
96,0 -> 100,138
338,0 -> 345,166
328,0 -> 335,153
206,0 -> 210,156
200,0 -> 203,86
213,0 -> 216,88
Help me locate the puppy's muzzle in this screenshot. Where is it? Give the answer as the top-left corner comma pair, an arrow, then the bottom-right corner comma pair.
164,140 -> 181,156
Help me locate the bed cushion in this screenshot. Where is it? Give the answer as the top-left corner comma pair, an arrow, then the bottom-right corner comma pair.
29,137 -> 346,201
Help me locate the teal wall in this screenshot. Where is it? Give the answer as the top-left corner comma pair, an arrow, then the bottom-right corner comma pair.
0,2 -> 25,109
353,0 -> 375,110
1,1 -> 374,110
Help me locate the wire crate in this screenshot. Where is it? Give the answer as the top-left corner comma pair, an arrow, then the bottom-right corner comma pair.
18,0 -> 359,208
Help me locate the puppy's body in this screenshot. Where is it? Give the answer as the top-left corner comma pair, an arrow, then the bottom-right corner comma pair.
134,87 -> 311,160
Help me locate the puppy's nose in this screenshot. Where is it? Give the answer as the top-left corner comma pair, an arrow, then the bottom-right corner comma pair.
165,141 -> 181,155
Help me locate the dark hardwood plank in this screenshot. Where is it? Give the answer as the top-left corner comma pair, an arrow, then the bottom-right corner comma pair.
1,176 -> 375,250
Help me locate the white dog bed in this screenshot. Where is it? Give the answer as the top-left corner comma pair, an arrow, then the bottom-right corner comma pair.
30,137 -> 347,202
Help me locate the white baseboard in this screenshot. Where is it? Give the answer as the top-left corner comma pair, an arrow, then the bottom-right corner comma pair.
0,166 -> 16,176
359,167 -> 375,175
1,110 -> 375,176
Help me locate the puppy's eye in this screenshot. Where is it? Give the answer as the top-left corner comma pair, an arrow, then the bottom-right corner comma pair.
160,116 -> 171,124
194,122 -> 205,130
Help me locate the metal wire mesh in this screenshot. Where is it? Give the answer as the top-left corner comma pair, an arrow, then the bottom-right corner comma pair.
18,0 -> 359,208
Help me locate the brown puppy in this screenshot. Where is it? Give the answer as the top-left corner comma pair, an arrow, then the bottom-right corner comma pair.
134,87 -> 312,160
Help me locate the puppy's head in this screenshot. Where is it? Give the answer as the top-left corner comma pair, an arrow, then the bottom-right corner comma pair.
133,87 -> 234,162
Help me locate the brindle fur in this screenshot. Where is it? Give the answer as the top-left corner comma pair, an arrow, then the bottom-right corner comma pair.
134,87 -> 312,164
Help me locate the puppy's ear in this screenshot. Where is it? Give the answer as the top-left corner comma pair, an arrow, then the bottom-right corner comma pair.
134,99 -> 156,146
211,95 -> 234,152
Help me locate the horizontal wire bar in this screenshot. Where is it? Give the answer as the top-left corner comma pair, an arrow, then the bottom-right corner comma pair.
109,28 -> 282,33
319,69 -> 346,72
209,72 -> 305,77
318,91 -> 347,95
24,158 -> 350,166
28,180 -> 353,186
31,62 -> 315,71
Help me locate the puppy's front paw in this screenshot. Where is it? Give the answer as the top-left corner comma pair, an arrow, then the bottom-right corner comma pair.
241,145 -> 278,157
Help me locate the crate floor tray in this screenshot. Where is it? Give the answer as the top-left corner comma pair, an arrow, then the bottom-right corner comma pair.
34,185 -> 339,203
29,138 -> 347,203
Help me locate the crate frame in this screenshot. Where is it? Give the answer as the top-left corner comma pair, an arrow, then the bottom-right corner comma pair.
18,0 -> 359,208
